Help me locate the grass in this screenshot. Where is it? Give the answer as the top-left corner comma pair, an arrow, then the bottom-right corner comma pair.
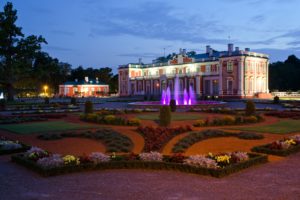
136,113 -> 202,121
0,121 -> 96,134
231,120 -> 300,134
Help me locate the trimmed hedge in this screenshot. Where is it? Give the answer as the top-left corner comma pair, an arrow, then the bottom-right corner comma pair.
0,116 -> 47,124
37,129 -> 134,153
11,153 -> 267,178
0,144 -> 30,155
251,144 -> 300,156
172,130 -> 264,153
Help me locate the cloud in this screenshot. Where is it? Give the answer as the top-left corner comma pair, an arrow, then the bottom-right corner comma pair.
44,45 -> 74,52
117,52 -> 162,58
50,30 -> 75,36
85,1 -> 228,44
251,15 -> 265,23
254,48 -> 300,62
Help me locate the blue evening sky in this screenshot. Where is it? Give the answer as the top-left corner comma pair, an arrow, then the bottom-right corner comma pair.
2,0 -> 300,73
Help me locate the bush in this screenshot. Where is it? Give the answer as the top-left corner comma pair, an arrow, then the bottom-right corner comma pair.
169,99 -> 176,112
245,100 -> 255,116
222,116 -> 235,125
273,96 -> 280,104
159,106 -> 171,127
127,118 -> 141,126
84,101 -> 93,114
44,97 -> 50,104
243,116 -> 257,123
104,115 -> 116,124
70,97 -> 77,105
193,119 -> 205,127
85,113 -> 98,122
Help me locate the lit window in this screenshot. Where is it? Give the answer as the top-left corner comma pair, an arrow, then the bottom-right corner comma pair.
227,61 -> 233,72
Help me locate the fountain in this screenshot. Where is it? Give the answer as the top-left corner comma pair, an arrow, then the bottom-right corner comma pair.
129,75 -> 225,108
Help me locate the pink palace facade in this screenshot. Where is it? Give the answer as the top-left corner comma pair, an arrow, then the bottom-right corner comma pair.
118,44 -> 270,99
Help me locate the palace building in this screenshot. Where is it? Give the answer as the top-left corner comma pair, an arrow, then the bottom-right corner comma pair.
118,44 -> 270,99
59,77 -> 109,97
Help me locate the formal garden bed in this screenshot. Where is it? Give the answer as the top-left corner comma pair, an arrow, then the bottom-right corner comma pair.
193,115 -> 264,127
80,113 -> 141,126
0,121 -> 96,134
232,120 -> 300,134
251,134 -> 300,156
11,148 -> 267,178
0,137 -> 30,155
137,126 -> 193,152
0,116 -> 47,124
265,111 -> 300,120
172,130 -> 264,153
37,128 -> 133,153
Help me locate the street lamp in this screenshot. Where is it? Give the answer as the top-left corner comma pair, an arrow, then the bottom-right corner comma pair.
43,85 -> 48,97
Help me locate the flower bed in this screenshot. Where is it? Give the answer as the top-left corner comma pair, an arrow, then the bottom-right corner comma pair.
251,135 -> 300,156
265,111 -> 300,120
37,128 -> 133,153
193,115 -> 264,127
0,116 -> 47,124
80,113 -> 141,126
0,137 -> 30,155
173,130 -> 264,153
137,126 -> 192,152
11,148 -> 267,177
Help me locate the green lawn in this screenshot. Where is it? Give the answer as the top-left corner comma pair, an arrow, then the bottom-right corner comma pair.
231,120 -> 300,134
0,121 -> 96,134
136,113 -> 202,121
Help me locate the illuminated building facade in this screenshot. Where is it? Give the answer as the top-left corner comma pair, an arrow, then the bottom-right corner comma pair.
118,44 -> 270,98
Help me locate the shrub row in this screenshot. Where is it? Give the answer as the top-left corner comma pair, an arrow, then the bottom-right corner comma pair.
80,113 -> 141,126
37,128 -> 133,153
11,153 -> 267,178
265,111 -> 300,120
137,126 -> 192,152
0,116 -> 47,124
193,115 -> 264,127
172,130 -> 264,153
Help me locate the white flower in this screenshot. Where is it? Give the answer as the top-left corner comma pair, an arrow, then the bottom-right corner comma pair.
184,155 -> 218,169
89,152 -> 110,164
139,152 -> 163,162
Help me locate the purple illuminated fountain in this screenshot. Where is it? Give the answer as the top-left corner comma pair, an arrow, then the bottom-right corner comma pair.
161,76 -> 197,105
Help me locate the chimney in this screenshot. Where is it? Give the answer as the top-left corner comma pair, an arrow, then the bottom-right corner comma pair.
209,48 -> 213,57
85,77 -> 89,82
228,43 -> 234,54
138,58 -> 142,65
245,48 -> 250,51
179,48 -> 182,54
235,47 -> 239,52
182,49 -> 186,55
206,45 -> 210,54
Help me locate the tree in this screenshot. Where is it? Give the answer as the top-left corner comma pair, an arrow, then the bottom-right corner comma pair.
0,2 -> 46,100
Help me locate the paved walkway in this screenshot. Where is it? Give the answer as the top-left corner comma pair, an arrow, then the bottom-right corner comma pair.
1,153 -> 300,200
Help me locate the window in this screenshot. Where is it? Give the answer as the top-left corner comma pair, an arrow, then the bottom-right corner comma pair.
227,61 -> 233,72
206,65 -> 210,72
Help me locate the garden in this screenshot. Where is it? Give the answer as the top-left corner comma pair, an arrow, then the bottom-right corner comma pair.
0,100 -> 300,178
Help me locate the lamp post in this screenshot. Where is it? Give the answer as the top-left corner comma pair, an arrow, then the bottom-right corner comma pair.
43,85 -> 48,97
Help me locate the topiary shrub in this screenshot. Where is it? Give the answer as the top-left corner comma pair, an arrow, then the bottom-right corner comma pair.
44,97 -> 50,104
84,101 -> 93,114
273,96 -> 280,104
104,115 -> 116,124
169,99 -> 176,112
193,119 -> 205,127
159,106 -> 171,127
243,115 -> 258,123
222,115 -> 235,125
127,118 -> 141,126
70,97 -> 77,105
245,100 -> 255,116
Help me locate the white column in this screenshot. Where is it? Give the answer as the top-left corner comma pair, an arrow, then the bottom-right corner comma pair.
266,60 -> 269,93
238,59 -> 244,96
218,62 -> 223,96
253,62 -> 257,94
196,75 -> 200,95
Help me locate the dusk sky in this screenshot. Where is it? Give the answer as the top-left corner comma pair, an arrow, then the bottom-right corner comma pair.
3,0 -> 300,73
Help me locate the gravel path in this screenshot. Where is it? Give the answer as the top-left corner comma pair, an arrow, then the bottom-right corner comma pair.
1,153 -> 300,200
